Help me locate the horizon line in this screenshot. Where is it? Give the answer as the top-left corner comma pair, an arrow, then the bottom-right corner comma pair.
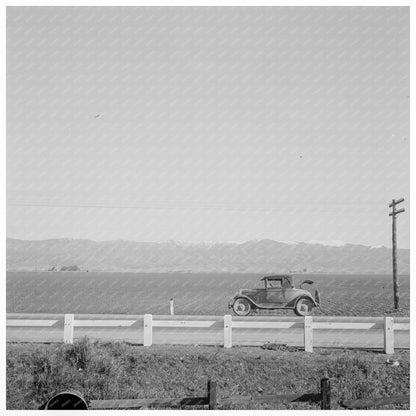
6,236 -> 405,249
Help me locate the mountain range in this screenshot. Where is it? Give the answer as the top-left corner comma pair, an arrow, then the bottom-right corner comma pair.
6,238 -> 409,274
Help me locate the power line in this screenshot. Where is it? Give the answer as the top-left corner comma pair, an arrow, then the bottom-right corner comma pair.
7,201 -> 381,213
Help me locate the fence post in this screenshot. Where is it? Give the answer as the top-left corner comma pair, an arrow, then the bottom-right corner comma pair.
224,315 -> 232,348
304,316 -> 313,352
144,314 -> 153,347
321,378 -> 331,410
207,380 -> 217,410
384,316 -> 394,354
170,298 -> 174,316
64,314 -> 74,344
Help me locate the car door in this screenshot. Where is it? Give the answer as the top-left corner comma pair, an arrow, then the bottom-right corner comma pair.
265,279 -> 285,304
280,277 -> 298,306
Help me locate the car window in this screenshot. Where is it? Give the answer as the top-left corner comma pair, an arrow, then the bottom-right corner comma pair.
267,280 -> 282,288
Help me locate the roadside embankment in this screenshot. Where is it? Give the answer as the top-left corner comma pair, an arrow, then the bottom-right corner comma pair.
6,338 -> 410,410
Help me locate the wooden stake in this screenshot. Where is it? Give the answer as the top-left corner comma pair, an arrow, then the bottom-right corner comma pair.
321,378 -> 330,410
207,380 -> 217,410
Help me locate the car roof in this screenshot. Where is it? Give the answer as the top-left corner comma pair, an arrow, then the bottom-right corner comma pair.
261,275 -> 293,281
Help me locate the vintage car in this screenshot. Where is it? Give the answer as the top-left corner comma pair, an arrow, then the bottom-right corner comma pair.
228,275 -> 320,316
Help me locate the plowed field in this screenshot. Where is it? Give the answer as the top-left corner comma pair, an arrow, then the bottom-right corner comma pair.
7,272 -> 410,316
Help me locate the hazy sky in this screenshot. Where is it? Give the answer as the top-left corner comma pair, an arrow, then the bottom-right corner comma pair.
7,6 -> 409,247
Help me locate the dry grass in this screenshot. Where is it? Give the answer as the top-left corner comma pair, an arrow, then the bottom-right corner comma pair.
6,338 -> 410,410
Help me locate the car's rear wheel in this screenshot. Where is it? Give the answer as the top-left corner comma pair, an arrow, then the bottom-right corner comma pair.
294,297 -> 314,316
233,298 -> 252,316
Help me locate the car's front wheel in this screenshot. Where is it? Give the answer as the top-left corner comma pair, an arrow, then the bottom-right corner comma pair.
233,298 -> 252,316
294,297 -> 314,316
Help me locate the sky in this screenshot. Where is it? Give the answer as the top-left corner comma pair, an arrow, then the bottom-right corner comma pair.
6,6 -> 410,247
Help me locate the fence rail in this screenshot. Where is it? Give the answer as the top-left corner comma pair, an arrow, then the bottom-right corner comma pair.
37,376 -> 411,410
6,313 -> 410,354
341,395 -> 410,409
90,380 -> 217,410
41,378 -> 330,410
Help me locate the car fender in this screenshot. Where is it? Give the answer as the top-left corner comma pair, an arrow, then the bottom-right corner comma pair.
286,293 -> 318,308
231,295 -> 262,309
300,280 -> 314,289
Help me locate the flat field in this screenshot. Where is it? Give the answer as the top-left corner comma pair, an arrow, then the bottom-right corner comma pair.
7,272 -> 410,316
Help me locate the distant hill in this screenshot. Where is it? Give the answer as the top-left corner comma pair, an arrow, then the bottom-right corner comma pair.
6,238 -> 409,274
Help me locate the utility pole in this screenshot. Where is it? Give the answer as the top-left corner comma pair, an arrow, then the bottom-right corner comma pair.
389,198 -> 405,310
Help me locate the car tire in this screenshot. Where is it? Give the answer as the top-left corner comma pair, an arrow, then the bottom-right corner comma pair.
294,297 -> 314,316
233,298 -> 252,316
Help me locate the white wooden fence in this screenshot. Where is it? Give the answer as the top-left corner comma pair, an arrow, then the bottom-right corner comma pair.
6,313 -> 410,354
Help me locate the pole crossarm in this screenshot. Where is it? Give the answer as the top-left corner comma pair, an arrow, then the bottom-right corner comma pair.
389,208 -> 405,216
389,197 -> 405,208
389,198 -> 405,216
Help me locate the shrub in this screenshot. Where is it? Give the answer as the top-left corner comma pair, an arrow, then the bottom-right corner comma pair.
64,337 -> 93,371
